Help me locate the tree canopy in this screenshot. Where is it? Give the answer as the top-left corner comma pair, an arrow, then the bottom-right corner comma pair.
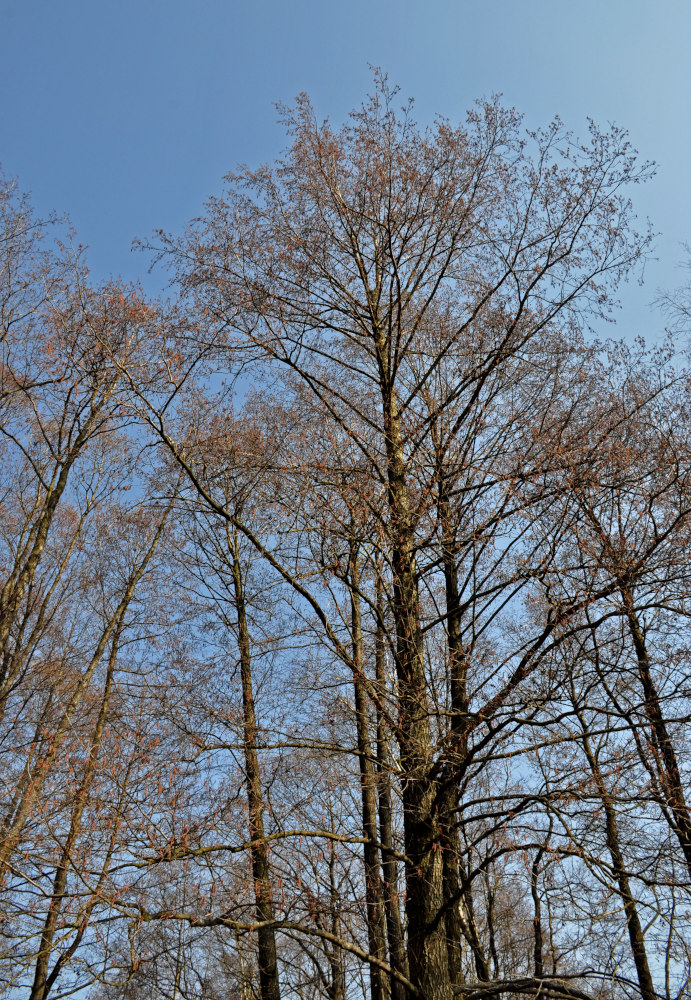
1,79 -> 690,1000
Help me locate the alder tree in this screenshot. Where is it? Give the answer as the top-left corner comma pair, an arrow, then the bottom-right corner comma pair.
2,75 -> 691,1000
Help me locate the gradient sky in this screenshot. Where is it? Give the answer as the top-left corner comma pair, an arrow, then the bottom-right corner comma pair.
2,0 -> 690,342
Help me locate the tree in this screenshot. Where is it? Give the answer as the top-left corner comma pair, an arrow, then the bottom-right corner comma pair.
173,408 -> 285,1000
141,73 -> 658,1000
0,175 -> 180,997
5,78 -> 690,1000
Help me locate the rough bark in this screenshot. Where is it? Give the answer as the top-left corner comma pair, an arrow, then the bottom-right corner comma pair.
379,359 -> 451,1000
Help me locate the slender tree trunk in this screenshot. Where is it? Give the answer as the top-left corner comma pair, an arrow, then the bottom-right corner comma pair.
349,546 -> 389,1000
485,874 -> 500,980
230,530 -> 280,1000
374,569 -> 409,1000
433,431 -> 469,990
620,584 -> 691,876
456,854 -> 491,983
29,623 -> 121,1000
441,840 -> 465,987
531,846 -> 545,979
0,508 -> 90,727
0,402 -> 106,721
29,665 -> 141,998
327,833 -> 346,1000
580,723 -> 656,1000
0,509 -> 165,883
578,500 -> 691,877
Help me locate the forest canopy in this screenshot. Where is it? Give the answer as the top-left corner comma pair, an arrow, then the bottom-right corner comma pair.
1,78 -> 690,1000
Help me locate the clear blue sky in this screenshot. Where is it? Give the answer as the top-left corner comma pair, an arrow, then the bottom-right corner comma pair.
2,0 -> 690,341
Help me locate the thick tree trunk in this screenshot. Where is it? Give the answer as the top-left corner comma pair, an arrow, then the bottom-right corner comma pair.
230,532 -> 281,1000
379,372 -> 452,1000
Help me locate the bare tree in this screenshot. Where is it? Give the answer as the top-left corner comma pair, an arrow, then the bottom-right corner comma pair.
142,74 -> 656,1000
7,77 -> 691,1000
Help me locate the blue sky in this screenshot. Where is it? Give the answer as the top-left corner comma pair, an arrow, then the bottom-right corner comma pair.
2,0 -> 690,341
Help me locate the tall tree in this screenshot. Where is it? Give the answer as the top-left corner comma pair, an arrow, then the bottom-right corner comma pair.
148,74 -> 654,1000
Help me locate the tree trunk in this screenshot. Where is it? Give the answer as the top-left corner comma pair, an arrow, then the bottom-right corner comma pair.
580,722 -> 656,1000
0,509 -> 165,884
374,569 -> 409,1000
230,530 -> 281,1000
29,624 -> 121,1000
379,369 -> 451,1000
349,547 -> 389,1000
530,847 -> 545,979
434,429 -> 469,990
620,584 -> 691,877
